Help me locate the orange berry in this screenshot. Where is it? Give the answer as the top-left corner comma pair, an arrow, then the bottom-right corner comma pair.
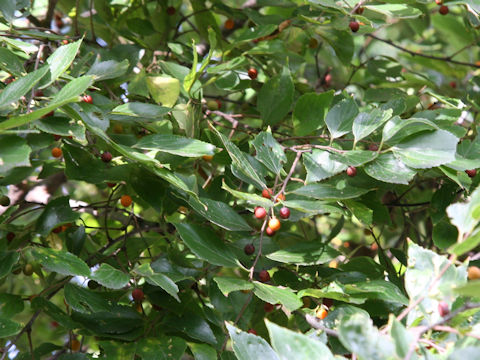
468,266 -> 480,280
268,217 -> 281,232
51,147 -> 62,158
316,307 -> 328,320
70,339 -> 81,352
225,19 -> 235,30
276,193 -> 286,202
202,154 -> 213,161
120,195 -> 132,207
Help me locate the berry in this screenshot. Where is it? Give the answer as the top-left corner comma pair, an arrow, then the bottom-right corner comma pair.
254,207 -> 267,220
70,339 -> 81,352
324,73 -> 332,86
206,99 -> 219,111
6,232 -> 15,242
244,243 -> 255,255
120,195 -> 133,207
4,77 -> 14,84
259,270 -> 270,282
34,90 -> 44,97
132,288 -> 144,301
52,226 -> 63,234
53,134 -> 62,141
268,217 -> 281,232
107,182 -> 116,188
225,19 -> 235,30
316,307 -> 328,320
0,195 -> 10,207
50,321 -> 59,328
262,188 -> 272,199
43,111 -> 55,118
55,19 -> 64,29
349,21 -> 360,33
438,301 -> 450,317
62,39 -> 69,45
346,166 -> 357,177
435,0 -> 443,4
276,193 -> 286,202
23,263 -> 33,276
101,151 -> 112,163
247,329 -> 257,335
248,68 -> 258,80
468,266 -> 480,280
355,6 -> 364,15
88,280 -> 100,289
82,94 -> 93,104
449,81 -> 457,89
166,6 -> 176,15
368,143 -> 379,151
265,227 -> 275,237
279,207 -> 290,219
51,147 -> 62,158
466,169 -> 477,178
439,5 -> 449,15
202,154 -> 214,161
264,303 -> 274,312
215,99 -> 222,109
323,298 -> 334,308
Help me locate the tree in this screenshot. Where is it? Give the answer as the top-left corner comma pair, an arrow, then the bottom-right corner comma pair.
0,0 -> 480,359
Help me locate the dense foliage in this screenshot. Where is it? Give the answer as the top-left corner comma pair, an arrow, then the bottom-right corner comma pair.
1,0 -> 480,359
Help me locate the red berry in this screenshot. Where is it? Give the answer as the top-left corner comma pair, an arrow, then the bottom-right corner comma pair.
43,111 -> 54,118
215,99 -> 221,109
466,169 -> 477,178
248,68 -> 258,80
279,207 -> 290,219
247,328 -> 257,335
349,21 -> 360,33
52,226 -> 62,234
449,81 -> 456,89
261,188 -> 272,199
439,5 -> 449,15
438,301 -> 450,317
368,143 -> 379,151
225,19 -> 235,30
132,288 -> 144,301
101,151 -> 112,163
265,227 -> 275,237
244,243 -> 255,255
259,270 -> 270,283
264,303 -> 274,312
62,39 -> 69,45
254,207 -> 267,220
6,232 -> 15,242
355,6 -> 364,15
346,166 -> 357,177
166,6 -> 176,15
4,77 -> 15,84
107,182 -> 116,188
82,95 -> 93,104
53,134 -> 62,141
34,90 -> 44,97
324,73 -> 332,86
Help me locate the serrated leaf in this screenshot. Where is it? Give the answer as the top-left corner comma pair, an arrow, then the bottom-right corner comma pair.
303,150 -> 347,183
213,277 -> 254,296
266,243 -> 340,266
111,102 -> 171,118
364,153 -> 416,185
86,59 -> 129,81
226,323 -> 280,360
35,196 -> 80,236
352,109 -> 392,144
133,263 -> 179,302
31,248 -> 90,277
0,318 -> 22,338
91,263 -> 130,290
134,134 -> 215,157
252,131 -> 286,174
293,91 -> 334,136
291,182 -> 372,200
325,98 -> 359,139
39,39 -> 82,88
0,135 -> 31,172
147,76 -> 180,107
253,282 -> 302,311
0,251 -> 19,279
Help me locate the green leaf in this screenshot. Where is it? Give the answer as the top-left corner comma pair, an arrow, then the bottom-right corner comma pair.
213,277 -> 254,296
35,116 -> 86,141
35,196 -> 80,236
293,91 -> 334,136
338,313 -> 396,360
329,150 -> 378,167
91,263 -> 130,290
317,28 -> 354,65
226,323 -> 280,360
51,76 -> 94,103
111,102 -> 171,118
136,337 -> 187,360
364,153 -> 416,185
190,343 -> 217,360
352,109 -> 393,144
134,134 -> 215,157
252,131 -> 286,174
325,98 -> 359,139
367,3 -> 422,18
392,130 -> 459,169
86,59 -> 129,81
0,135 -> 31,173
188,197 -> 252,232
447,186 -> 480,236
455,280 -> 480,298
31,248 -> 90,277
0,318 -> 22,338
222,180 -> 274,208
0,47 -> 24,77
382,116 -> 438,143
133,263 -> 179,302
211,126 -> 266,189
258,67 -> 294,126
390,317 -> 416,359
253,282 -> 302,311
303,150 -> 347,183
175,223 -> 238,267
281,200 -> 343,215
345,280 -> 408,305
147,76 -> 180,107
344,200 -> 373,225
433,221 -> 458,250
39,39 -> 82,88
266,243 -> 340,266
298,282 -> 364,305
0,251 -> 19,279
449,229 -> 480,256
165,312 -> 217,345
64,283 -> 111,314
291,182 -> 372,200
0,66 -> 49,110
235,25 -> 277,42
31,296 -> 80,329
266,320 -> 335,360
0,294 -> 24,316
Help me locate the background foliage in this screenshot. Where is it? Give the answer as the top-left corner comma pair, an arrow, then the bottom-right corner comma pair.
1,0 -> 480,359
